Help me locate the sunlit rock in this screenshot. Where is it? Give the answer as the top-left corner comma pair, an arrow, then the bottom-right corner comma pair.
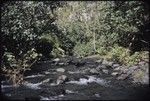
53,58 -> 60,62
24,74 -> 45,79
96,65 -> 107,71
112,64 -> 120,68
102,69 -> 109,74
56,68 -> 65,73
56,75 -> 68,85
58,62 -> 65,66
42,78 -> 51,83
117,73 -> 132,80
95,59 -> 103,64
113,67 -> 120,71
44,71 -> 50,74
102,60 -> 109,65
95,94 -> 101,97
111,72 -> 119,76
138,61 -> 146,66
65,89 -> 78,94
89,68 -> 99,74
23,82 -> 42,89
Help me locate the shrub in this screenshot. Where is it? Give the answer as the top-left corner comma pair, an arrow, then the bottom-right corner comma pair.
102,44 -> 149,66
2,48 -> 41,86
105,44 -> 126,63
96,47 -> 108,55
73,42 -> 94,57
51,48 -> 65,58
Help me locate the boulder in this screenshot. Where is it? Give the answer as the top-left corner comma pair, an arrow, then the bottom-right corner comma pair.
122,68 -> 129,74
102,69 -> 109,74
75,61 -> 86,67
102,59 -> 109,65
108,61 -> 114,67
88,64 -> 96,68
81,67 -> 90,73
138,61 -> 146,66
142,73 -> 149,84
89,68 -> 99,74
56,68 -> 65,73
131,67 -> 149,84
42,78 -> 51,83
117,74 -> 128,80
111,72 -> 119,76
102,60 -> 114,67
117,66 -> 140,80
95,59 -> 103,64
126,66 -> 139,75
113,67 -> 120,71
58,62 -> 65,66
44,71 -> 50,74
96,65 -> 106,71
95,94 -> 101,97
112,64 -> 120,68
56,75 -> 68,85
53,58 -> 60,62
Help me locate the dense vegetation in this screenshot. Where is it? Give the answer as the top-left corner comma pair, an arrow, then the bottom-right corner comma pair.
1,1 -> 149,86
56,1 -> 149,64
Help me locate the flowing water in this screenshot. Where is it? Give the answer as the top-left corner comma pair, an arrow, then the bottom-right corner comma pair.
1,58 -> 149,100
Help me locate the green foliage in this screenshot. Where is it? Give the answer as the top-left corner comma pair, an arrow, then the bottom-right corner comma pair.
56,1 -> 149,64
1,1 -> 65,58
102,44 -> 148,66
1,1 -> 66,85
51,48 -> 65,58
2,48 -> 41,86
96,47 -> 108,55
126,51 -> 148,67
1,1 -> 149,85
73,42 -> 94,57
106,44 -> 128,63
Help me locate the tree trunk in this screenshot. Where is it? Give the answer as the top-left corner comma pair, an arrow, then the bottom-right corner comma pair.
93,32 -> 96,54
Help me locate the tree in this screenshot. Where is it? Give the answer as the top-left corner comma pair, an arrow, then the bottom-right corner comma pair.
1,1 -> 66,85
1,1 -> 66,57
56,1 -> 149,57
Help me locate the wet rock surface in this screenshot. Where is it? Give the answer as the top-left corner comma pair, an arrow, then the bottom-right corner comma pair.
1,56 -> 149,100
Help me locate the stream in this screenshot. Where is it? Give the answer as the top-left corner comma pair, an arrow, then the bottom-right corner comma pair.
1,57 -> 149,100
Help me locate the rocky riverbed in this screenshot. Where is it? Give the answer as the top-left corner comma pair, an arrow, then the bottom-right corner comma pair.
1,56 -> 149,100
